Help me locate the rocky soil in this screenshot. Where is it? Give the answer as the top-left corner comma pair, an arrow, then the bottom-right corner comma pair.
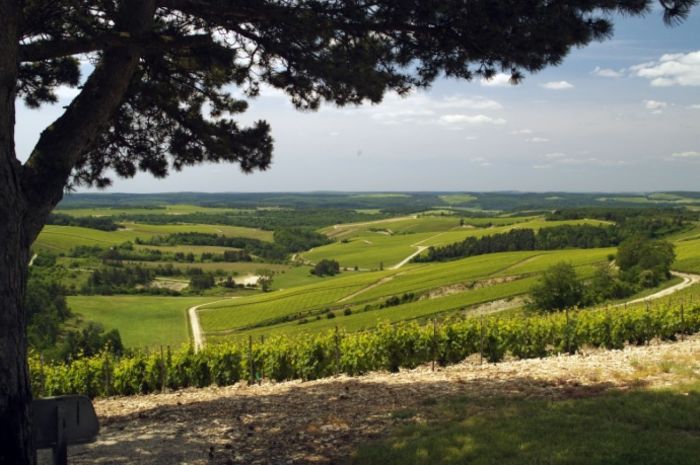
52,335 -> 700,465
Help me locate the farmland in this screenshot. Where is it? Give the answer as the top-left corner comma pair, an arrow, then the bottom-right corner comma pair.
67,295 -> 217,348
26,192 -> 700,352
34,223 -> 273,253
306,218 -> 611,269
199,246 -> 615,342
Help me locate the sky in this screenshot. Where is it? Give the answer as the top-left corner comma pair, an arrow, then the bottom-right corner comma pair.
14,6 -> 700,193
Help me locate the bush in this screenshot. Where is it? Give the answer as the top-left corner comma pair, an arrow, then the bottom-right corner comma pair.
311,259 -> 341,277
529,262 -> 585,312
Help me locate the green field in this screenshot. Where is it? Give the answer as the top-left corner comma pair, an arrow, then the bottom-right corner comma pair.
68,295 -> 217,348
200,246 -> 614,341
673,238 -> 700,273
307,218 -> 611,269
34,223 -> 273,253
36,207 -> 700,351
439,194 -> 478,204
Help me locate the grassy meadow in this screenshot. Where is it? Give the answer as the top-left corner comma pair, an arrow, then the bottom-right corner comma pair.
68,295 -> 217,348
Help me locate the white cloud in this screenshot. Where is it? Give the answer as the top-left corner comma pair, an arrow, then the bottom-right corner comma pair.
544,152 -> 567,159
539,152 -> 626,167
671,151 -> 700,159
540,81 -> 574,90
329,131 -> 340,136
370,108 -> 435,125
480,73 -> 513,87
435,96 -> 502,110
363,92 -> 503,126
510,129 -> 533,135
533,164 -> 552,169
632,50 -> 700,87
464,135 -> 479,141
439,114 -> 507,125
690,104 -> 700,109
592,67 -> 623,78
526,137 -> 549,143
643,100 -> 668,111
470,157 -> 493,167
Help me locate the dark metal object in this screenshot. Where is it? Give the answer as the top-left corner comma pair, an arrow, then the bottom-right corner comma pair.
33,396 -> 99,465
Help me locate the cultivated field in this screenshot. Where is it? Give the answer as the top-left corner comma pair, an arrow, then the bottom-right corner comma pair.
34,223 -> 272,253
68,295 -> 218,348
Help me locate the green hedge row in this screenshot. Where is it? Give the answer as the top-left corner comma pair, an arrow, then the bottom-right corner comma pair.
30,302 -> 700,398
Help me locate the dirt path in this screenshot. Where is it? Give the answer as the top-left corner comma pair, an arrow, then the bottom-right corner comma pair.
623,271 -> 700,305
338,273 -> 403,303
28,253 -> 38,267
388,232 -> 445,270
390,246 -> 428,270
188,298 -> 239,352
62,335 -> 700,465
188,304 -> 206,352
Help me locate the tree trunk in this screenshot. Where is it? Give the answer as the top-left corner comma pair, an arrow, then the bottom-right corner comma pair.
0,215 -> 33,465
0,2 -> 35,464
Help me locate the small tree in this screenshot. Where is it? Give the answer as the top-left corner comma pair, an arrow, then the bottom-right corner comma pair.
189,273 -> 216,292
256,269 -> 274,292
529,262 -> 585,312
617,237 -> 675,286
311,259 -> 341,277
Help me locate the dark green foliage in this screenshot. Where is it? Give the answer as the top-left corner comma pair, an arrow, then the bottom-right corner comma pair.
189,273 -> 216,291
311,259 -> 341,277
141,233 -> 288,261
416,225 -> 620,263
381,293 -> 418,308
31,253 -> 56,267
529,263 -> 586,312
81,265 -> 154,295
46,213 -> 119,231
547,207 -> 693,237
617,237 -> 676,287
586,264 -> 636,303
98,208 -> 387,230
59,323 -> 124,361
273,228 -> 331,252
25,277 -> 70,351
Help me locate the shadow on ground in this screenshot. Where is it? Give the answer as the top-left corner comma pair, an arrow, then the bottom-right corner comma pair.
35,368 -> 699,465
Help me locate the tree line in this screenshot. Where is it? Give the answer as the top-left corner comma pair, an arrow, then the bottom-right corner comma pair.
414,225 -> 621,263
46,213 -> 120,231
140,228 -> 329,261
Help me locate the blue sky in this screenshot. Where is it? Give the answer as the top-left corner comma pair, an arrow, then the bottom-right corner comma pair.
15,7 -> 700,193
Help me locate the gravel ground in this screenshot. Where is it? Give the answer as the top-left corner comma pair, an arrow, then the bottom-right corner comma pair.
51,335 -> 700,465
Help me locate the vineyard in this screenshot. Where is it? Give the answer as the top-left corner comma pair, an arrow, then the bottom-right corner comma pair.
305,218 -> 611,269
197,247 -> 614,340
31,292 -> 700,398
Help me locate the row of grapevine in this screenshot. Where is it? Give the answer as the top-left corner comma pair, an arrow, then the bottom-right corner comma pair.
30,301 -> 700,398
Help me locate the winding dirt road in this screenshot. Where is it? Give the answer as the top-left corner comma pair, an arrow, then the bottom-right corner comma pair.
624,271 -> 700,305
188,304 -> 206,352
188,298 -> 240,352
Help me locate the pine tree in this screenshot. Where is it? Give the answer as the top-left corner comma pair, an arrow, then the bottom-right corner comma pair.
0,1 -> 696,462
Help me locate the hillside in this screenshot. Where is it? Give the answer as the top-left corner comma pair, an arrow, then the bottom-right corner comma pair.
54,335 -> 700,465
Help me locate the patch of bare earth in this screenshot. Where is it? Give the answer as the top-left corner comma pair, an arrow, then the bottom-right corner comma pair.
424,275 -> 520,299
62,336 -> 700,465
